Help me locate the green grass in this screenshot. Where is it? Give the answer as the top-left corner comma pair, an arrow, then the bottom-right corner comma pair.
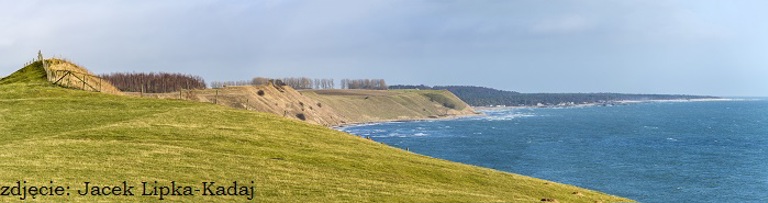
0,63 -> 632,202
0,61 -> 49,86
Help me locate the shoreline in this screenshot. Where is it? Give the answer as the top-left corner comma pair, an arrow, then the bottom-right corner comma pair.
332,113 -> 483,130
473,98 -> 743,111
334,98 -> 742,129
333,97 -> 750,130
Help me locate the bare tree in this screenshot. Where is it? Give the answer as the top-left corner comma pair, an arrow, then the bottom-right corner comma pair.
100,72 -> 206,93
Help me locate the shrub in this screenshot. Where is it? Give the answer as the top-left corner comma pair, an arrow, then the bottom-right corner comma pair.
423,92 -> 461,109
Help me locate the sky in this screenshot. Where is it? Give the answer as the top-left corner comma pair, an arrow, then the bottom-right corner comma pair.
1,0 -> 767,97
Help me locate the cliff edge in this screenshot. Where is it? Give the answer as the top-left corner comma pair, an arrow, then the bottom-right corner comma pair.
302,89 -> 478,125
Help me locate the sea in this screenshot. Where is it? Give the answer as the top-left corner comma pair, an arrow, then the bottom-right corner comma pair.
339,99 -> 768,203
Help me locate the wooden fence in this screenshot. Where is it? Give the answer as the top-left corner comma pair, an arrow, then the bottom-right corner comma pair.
49,69 -> 107,92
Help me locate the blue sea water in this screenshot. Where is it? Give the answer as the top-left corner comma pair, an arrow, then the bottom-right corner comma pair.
340,100 -> 768,203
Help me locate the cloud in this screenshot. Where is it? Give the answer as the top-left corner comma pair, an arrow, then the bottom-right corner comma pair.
531,15 -> 593,35
589,1 -> 730,45
0,38 -> 13,47
1,0 -> 766,96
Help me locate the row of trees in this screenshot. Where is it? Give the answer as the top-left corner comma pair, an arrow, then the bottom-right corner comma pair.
280,77 -> 336,89
210,80 -> 252,89
99,72 -> 206,93
210,77 -> 335,89
211,77 -> 388,90
210,77 -> 272,89
340,79 -> 387,90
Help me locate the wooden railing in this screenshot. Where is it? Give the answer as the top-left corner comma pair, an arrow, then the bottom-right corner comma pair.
49,69 -> 107,92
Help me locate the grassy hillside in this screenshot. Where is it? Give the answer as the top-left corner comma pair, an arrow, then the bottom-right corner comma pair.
0,61 -> 49,85
303,89 -> 476,125
0,62 -> 631,202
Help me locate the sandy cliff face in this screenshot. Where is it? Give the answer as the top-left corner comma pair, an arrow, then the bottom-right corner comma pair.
302,89 -> 477,125
129,83 -> 346,126
133,86 -> 477,126
197,84 -> 346,126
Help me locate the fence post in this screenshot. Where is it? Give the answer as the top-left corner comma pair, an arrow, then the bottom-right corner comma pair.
214,89 -> 218,104
38,51 -> 51,81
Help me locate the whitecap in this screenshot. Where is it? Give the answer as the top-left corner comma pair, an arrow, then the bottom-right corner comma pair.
481,112 -> 536,121
666,137 -> 678,142
643,126 -> 659,130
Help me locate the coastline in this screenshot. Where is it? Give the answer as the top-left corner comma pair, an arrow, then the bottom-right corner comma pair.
337,98 -> 743,130
473,98 -> 742,111
332,112 -> 483,130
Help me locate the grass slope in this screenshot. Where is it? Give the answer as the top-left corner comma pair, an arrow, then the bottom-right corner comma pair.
303,89 -> 476,124
0,63 -> 632,202
0,62 -> 49,86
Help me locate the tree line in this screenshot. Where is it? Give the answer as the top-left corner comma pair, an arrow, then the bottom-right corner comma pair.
210,77 -> 335,89
211,77 -> 388,90
280,77 -> 335,89
340,79 -> 387,90
99,72 -> 206,93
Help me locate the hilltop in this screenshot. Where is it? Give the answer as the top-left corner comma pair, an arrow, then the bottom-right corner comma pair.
1,57 -> 123,94
0,59 -> 632,202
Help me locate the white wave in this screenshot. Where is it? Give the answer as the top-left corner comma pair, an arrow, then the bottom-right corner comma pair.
465,108 -> 537,121
666,137 -> 678,142
481,112 -> 536,121
334,122 -> 382,131
370,132 -> 431,138
370,133 -> 403,138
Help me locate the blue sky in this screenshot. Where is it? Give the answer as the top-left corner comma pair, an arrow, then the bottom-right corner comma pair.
1,0 -> 766,96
